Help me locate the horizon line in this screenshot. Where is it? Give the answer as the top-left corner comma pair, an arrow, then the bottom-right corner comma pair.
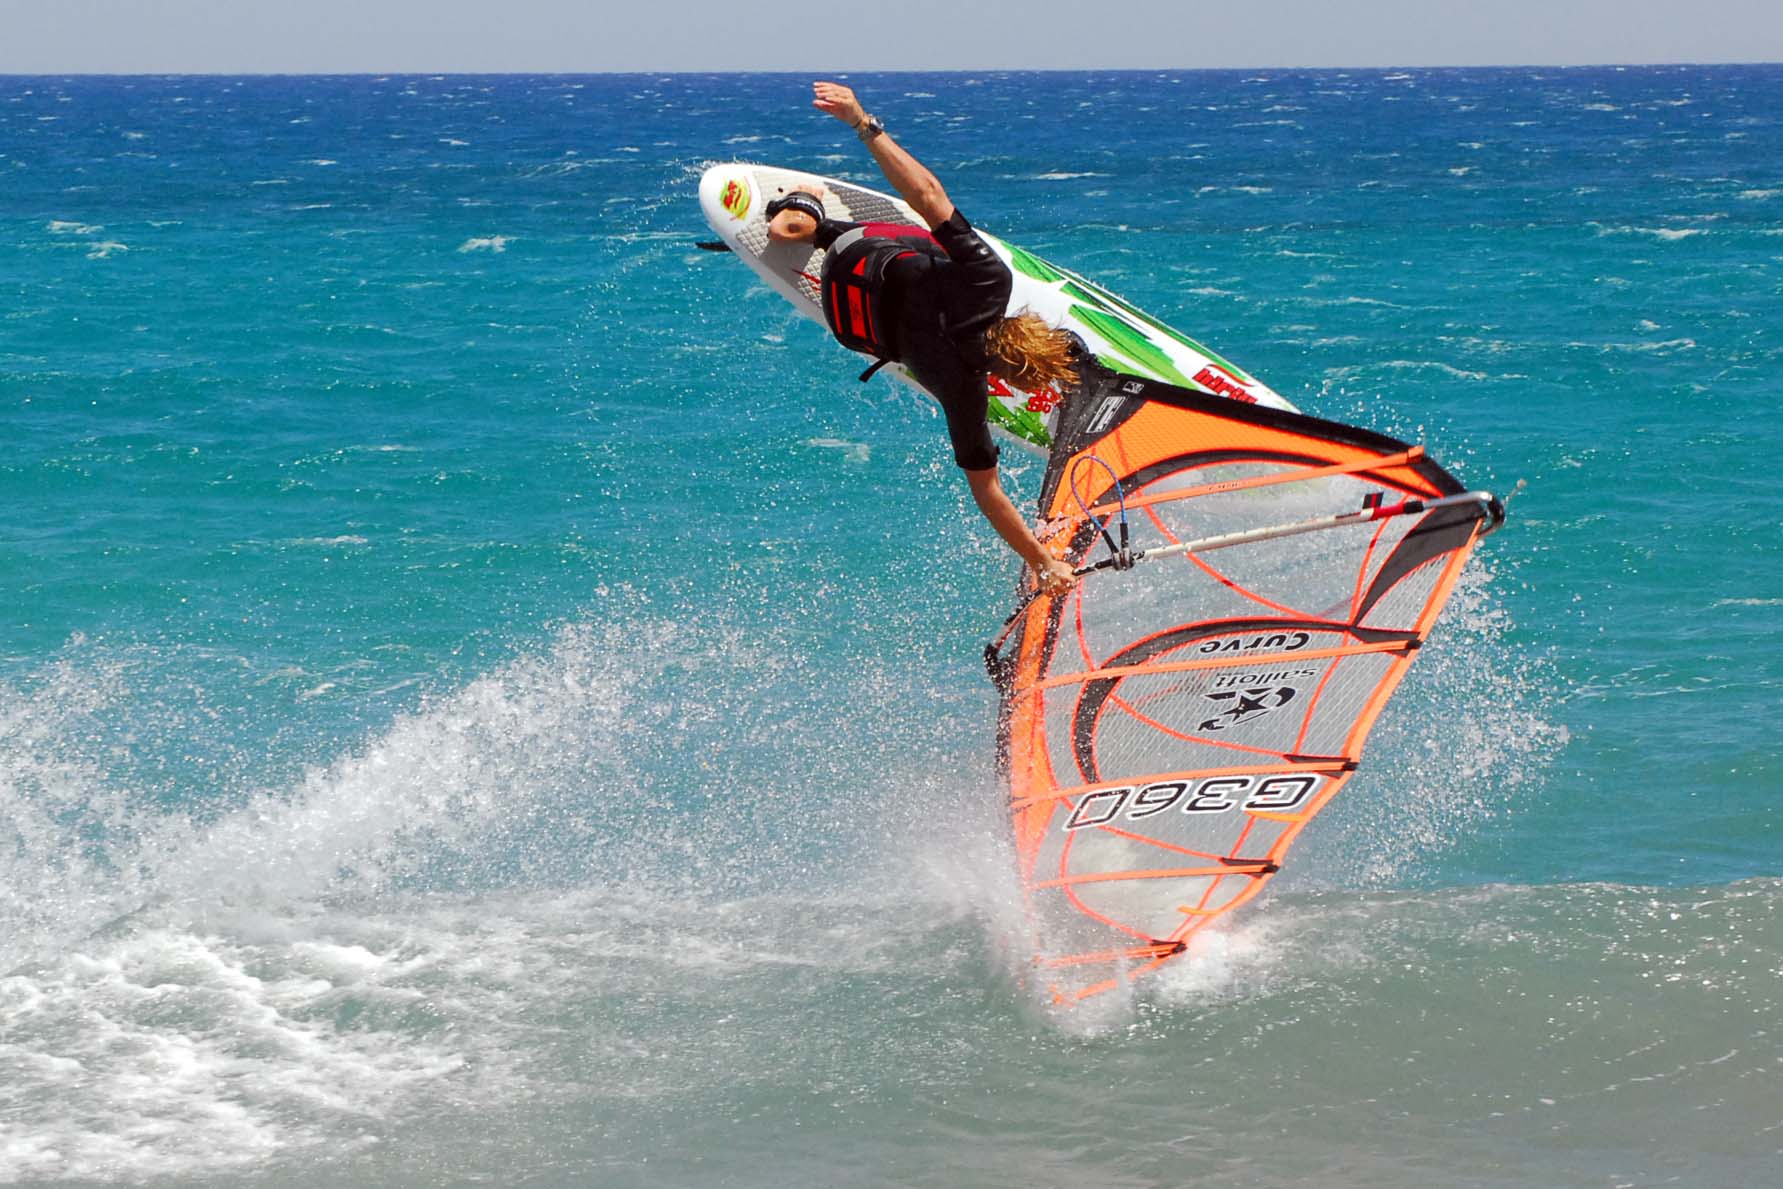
3,61 -> 1782,78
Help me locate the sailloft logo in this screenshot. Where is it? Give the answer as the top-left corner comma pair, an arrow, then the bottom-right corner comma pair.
1197,685 -> 1299,732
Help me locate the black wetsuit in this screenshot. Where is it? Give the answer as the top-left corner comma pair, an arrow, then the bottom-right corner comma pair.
817,210 -> 1013,471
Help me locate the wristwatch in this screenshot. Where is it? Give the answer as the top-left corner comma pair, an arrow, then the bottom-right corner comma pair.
855,114 -> 885,143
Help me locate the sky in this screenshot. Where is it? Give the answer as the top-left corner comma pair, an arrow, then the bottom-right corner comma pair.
2,0 -> 1781,73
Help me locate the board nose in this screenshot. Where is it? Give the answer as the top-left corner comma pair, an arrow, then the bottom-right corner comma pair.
699,164 -> 757,232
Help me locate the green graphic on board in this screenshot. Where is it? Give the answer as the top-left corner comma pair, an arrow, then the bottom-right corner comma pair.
1069,305 -> 1196,389
1000,239 -> 1254,392
1068,271 -> 1255,383
1003,242 -> 1067,285
986,393 -> 1052,446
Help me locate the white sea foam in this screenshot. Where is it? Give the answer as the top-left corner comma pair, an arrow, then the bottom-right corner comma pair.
1031,171 -> 1106,180
287,535 -> 369,547
0,619 -> 1013,1178
0,626 -> 636,977
457,236 -> 510,253
46,220 -> 100,236
85,241 -> 128,259
522,159 -> 595,178
1374,359 -> 1496,381
0,909 -> 487,1181
1296,294 -> 1405,309
802,437 -> 871,463
1568,337 -> 1696,354
1594,224 -> 1705,241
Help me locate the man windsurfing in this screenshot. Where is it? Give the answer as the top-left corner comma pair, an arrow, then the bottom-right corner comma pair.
767,81 -> 1080,596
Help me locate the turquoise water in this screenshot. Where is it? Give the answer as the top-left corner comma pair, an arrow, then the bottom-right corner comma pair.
1,69 -> 1779,1185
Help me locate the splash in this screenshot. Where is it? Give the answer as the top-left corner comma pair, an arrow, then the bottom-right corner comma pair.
0,648 -> 192,973
1,623 -> 641,973
1286,556 -> 1569,889
0,615 -> 1010,1180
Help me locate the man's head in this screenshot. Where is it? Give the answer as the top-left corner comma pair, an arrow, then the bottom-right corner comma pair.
765,190 -> 825,244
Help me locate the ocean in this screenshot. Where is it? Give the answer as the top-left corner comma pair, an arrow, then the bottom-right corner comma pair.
1,67 -> 1779,1186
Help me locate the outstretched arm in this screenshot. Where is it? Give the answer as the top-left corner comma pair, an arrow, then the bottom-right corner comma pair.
964,466 -> 1079,596
812,81 -> 956,231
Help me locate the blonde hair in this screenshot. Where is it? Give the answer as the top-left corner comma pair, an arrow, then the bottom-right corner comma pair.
983,311 -> 1079,393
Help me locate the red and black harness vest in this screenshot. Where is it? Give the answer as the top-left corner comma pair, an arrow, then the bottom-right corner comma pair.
820,223 -> 947,367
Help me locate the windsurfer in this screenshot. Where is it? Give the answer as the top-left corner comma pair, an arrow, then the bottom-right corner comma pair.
767,81 -> 1079,596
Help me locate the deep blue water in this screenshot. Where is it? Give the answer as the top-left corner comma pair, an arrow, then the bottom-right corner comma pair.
1,68 -> 1780,1186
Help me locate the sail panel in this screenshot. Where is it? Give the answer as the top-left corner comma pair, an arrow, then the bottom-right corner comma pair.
992,363 -> 1500,1005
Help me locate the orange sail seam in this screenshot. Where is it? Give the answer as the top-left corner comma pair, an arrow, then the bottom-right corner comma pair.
1086,446 -> 1428,517
1032,864 -> 1276,889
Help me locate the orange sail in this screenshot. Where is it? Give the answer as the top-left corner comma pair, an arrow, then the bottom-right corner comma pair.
986,362 -> 1504,1005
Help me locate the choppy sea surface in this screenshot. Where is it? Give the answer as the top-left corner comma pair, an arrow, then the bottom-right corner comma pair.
2,68 -> 1780,1186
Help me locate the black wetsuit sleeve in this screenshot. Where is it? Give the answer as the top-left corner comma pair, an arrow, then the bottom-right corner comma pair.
941,387 -> 1000,472
900,325 -> 1000,471
813,219 -> 858,251
928,209 -> 1014,338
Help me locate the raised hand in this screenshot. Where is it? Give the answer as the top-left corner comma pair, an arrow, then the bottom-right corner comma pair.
812,81 -> 866,127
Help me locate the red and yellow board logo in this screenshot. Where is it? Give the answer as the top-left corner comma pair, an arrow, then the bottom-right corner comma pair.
720,177 -> 751,220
